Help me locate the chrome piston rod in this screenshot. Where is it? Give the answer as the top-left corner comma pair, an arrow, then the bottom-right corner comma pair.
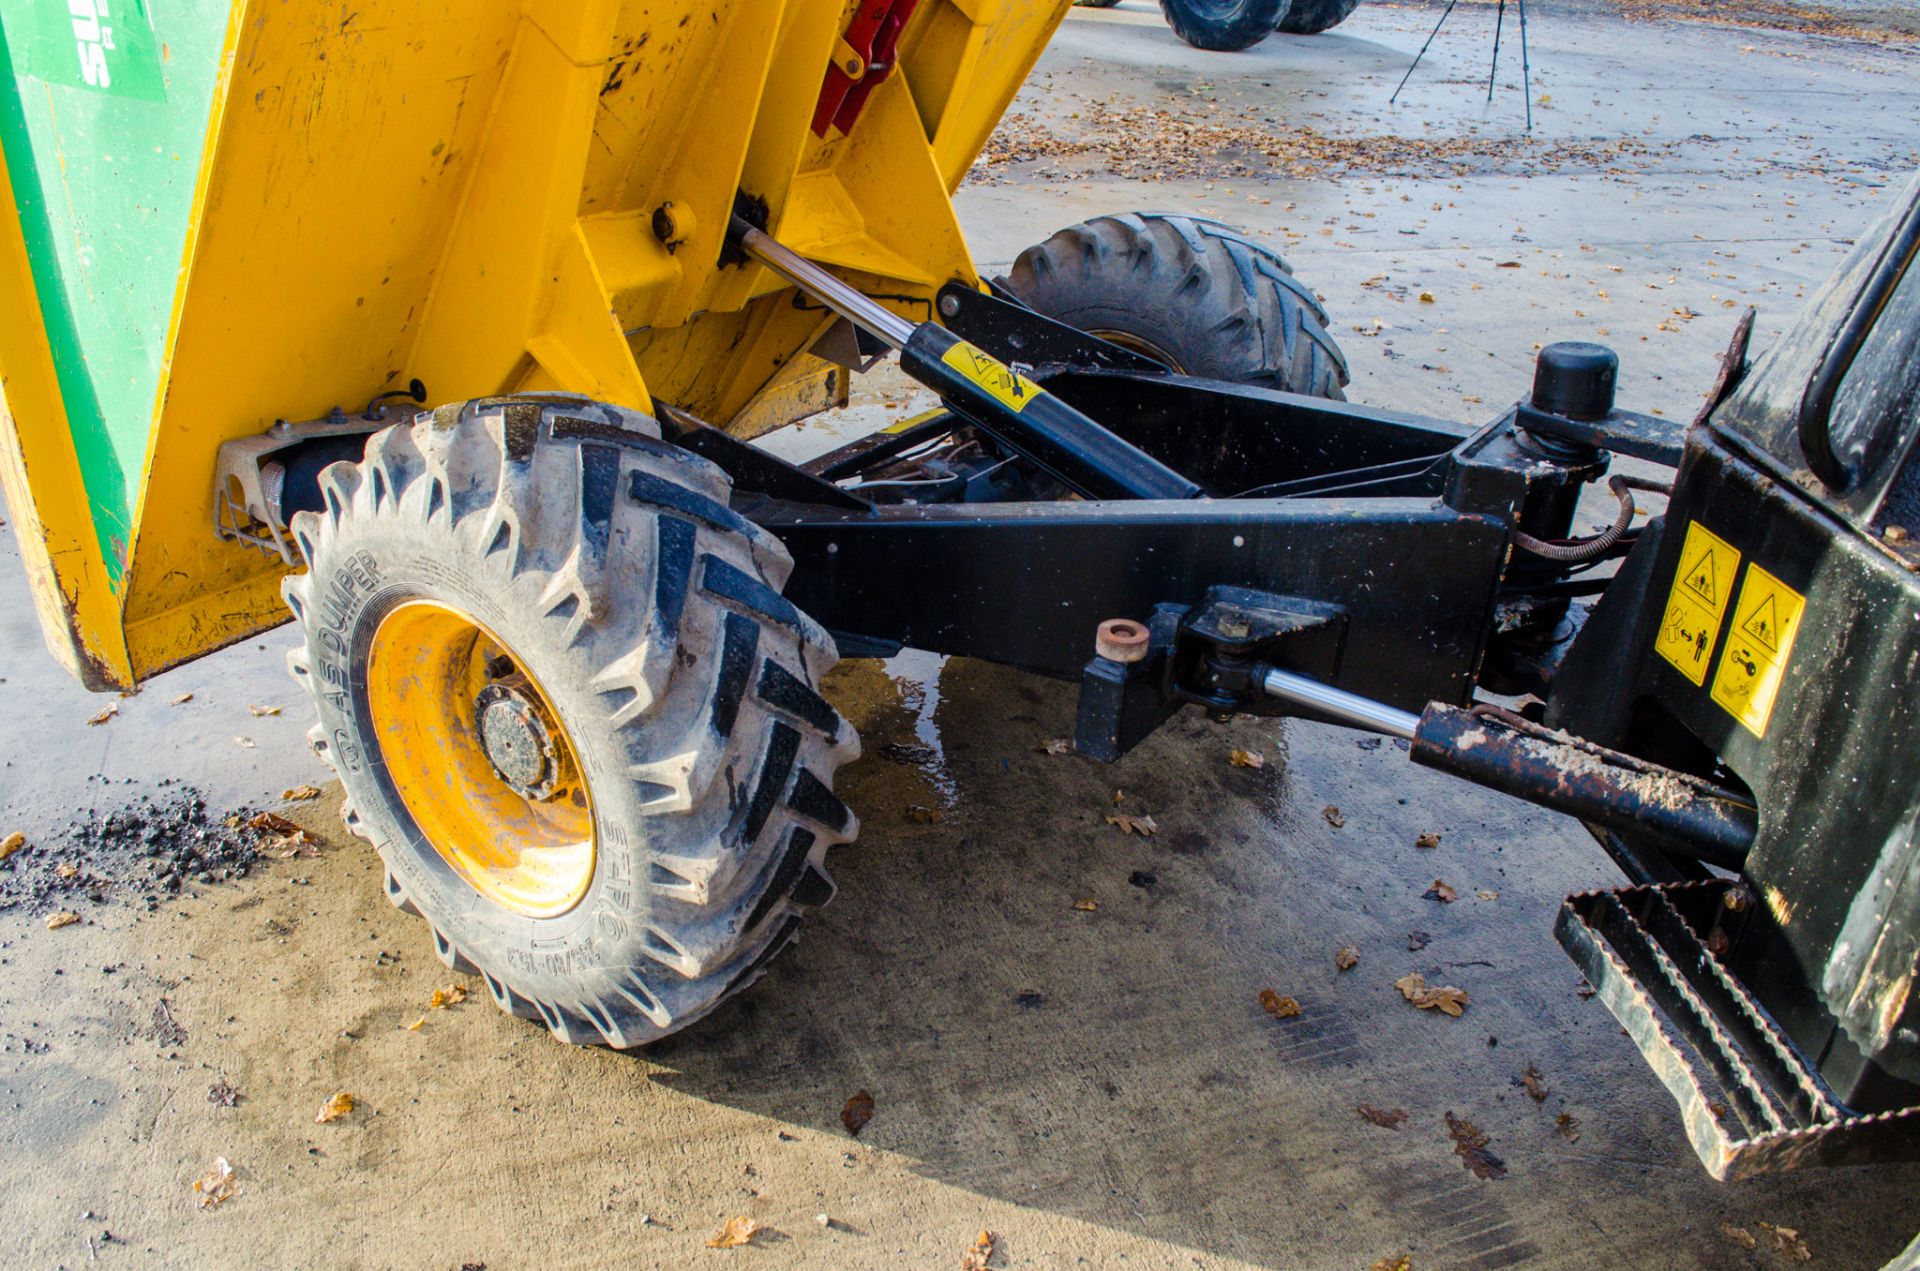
729,215 -> 916,349
1260,666 -> 1421,741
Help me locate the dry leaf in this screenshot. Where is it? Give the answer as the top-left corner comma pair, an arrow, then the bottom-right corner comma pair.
234,736 -> 255,749
706,1216 -> 761,1249
1722,1223 -> 1757,1250
1369,1256 -> 1412,1271
1105,813 -> 1158,837
1322,805 -> 1346,828
1229,749 -> 1265,769
405,1015 -> 427,1031
1477,890 -> 1500,902
247,704 -> 281,717
1335,945 -> 1360,971
1259,989 -> 1302,1019
1407,931 -> 1431,951
905,805 -> 942,824
1444,1112 -> 1507,1180
1520,1065 -> 1549,1102
1415,832 -> 1441,849
315,1090 -> 354,1124
1425,880 -> 1458,903
1418,291 -> 1435,303
1395,972 -> 1470,1017
1759,1224 -> 1811,1262
1555,1112 -> 1581,1142
1073,898 -> 1099,912
961,1230 -> 997,1271
192,1156 -> 237,1209
1358,1103 -> 1409,1130
55,862 -> 78,879
429,984 -> 469,1009
1035,737 -> 1072,756
87,703 -> 118,726
45,911 -> 81,930
170,692 -> 194,706
282,785 -> 323,801
247,812 -> 302,836
841,1089 -> 875,1137
0,831 -> 23,861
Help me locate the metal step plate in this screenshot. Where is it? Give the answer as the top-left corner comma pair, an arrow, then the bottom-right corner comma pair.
1554,880 -> 1920,1179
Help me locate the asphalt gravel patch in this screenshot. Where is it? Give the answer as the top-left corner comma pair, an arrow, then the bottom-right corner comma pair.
0,778 -> 297,915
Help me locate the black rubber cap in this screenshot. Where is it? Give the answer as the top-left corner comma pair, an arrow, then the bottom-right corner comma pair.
1531,342 -> 1618,421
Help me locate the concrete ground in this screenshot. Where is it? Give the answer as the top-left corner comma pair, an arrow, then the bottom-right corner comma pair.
2,2 -> 1917,1267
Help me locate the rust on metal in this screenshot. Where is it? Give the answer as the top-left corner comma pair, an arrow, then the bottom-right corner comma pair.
1410,702 -> 1756,866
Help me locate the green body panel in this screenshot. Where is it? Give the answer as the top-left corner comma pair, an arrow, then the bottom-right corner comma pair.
0,0 -> 226,583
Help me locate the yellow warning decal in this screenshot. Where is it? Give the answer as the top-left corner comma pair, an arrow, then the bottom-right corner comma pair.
1654,521 -> 1740,686
941,340 -> 1046,414
1710,564 -> 1806,738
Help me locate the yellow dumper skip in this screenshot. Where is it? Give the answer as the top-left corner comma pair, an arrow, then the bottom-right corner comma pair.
0,0 -> 1068,691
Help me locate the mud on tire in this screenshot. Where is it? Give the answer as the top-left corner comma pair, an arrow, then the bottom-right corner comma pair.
1000,212 -> 1350,400
283,396 -> 858,1047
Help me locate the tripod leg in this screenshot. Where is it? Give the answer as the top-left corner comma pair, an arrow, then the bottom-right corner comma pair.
1391,0 -> 1459,106
1489,0 -> 1505,102
1519,0 -> 1533,130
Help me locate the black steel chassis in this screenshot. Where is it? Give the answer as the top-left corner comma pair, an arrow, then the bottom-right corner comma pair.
655,278 -> 1920,1180
241,204 -> 1920,1182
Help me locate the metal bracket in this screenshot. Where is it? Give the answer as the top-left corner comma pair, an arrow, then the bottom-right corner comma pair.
937,282 -> 1170,375
1515,400 -> 1686,467
1173,587 -> 1347,717
1074,588 -> 1349,761
1074,605 -> 1185,762
212,407 -> 409,562
809,317 -> 890,374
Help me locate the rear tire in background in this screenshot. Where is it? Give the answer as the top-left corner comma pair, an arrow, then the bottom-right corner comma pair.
283,395 -> 858,1047
1159,0 -> 1290,51
999,212 -> 1350,399
1277,0 -> 1360,33
1075,0 -> 1124,7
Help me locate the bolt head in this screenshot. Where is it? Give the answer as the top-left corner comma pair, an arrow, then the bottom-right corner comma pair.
938,294 -> 962,318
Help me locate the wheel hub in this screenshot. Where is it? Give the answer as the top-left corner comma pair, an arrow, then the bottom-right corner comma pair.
475,681 -> 561,799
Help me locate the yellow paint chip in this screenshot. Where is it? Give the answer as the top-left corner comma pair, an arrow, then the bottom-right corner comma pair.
1710,564 -> 1806,738
1654,522 -> 1740,686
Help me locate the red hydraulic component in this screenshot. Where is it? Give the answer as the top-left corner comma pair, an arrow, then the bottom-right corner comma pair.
812,0 -> 922,138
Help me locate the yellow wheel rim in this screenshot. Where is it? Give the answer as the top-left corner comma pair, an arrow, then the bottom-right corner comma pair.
1087,328 -> 1188,374
366,600 -> 594,918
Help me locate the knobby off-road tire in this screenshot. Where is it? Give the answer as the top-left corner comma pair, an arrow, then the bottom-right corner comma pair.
1278,0 -> 1359,34
283,396 -> 858,1047
1001,212 -> 1350,399
1159,0 -> 1289,51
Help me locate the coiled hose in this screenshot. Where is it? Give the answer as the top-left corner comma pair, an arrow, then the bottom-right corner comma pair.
1513,474 -> 1670,563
